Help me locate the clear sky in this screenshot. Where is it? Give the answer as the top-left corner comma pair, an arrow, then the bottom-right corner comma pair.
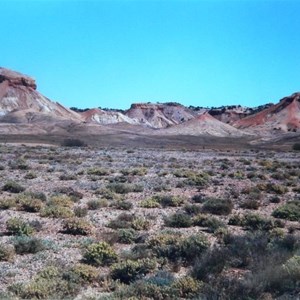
2,0 -> 300,109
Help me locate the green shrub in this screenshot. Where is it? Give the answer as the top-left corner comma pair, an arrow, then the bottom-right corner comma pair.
228,214 -> 244,226
107,183 -> 143,194
0,198 -> 16,209
0,244 -> 15,261
131,217 -> 150,231
111,200 -> 133,210
121,168 -> 147,176
184,204 -> 202,215
87,168 -> 109,176
6,218 -> 34,236
3,181 -> 25,193
87,199 -> 108,210
272,201 -> 300,221
62,139 -> 86,147
40,205 -> 74,218
111,258 -> 156,284
48,195 -> 74,207
192,247 -> 228,281
59,173 -> 77,180
171,276 -> 202,298
191,194 -> 206,203
13,236 -> 45,254
242,213 -> 275,231
153,195 -> 185,208
83,242 -> 118,266
70,263 -> 98,283
9,266 -> 80,299
108,213 -> 150,231
257,183 -> 288,194
164,212 -> 192,228
180,234 -> 210,263
146,231 -> 182,261
24,171 -> 37,179
62,218 -> 93,235
292,143 -> 300,151
202,198 -> 233,215
74,206 -> 88,217
140,198 -> 160,208
18,196 -> 44,212
117,228 -> 137,244
240,199 -> 261,210
193,214 -> 226,233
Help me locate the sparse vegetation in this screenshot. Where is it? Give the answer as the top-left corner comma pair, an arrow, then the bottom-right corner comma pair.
0,144 -> 299,299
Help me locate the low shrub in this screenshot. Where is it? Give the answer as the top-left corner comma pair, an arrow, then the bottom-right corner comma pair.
83,242 -> 118,266
40,205 -> 74,219
13,236 -> 45,254
193,214 -> 226,233
107,183 -> 143,194
117,228 -> 137,244
74,206 -> 88,217
59,173 -> 77,181
70,263 -> 98,283
0,198 -> 15,209
242,213 -> 275,231
111,200 -> 133,210
17,196 -> 44,212
87,199 -> 108,210
184,204 -> 202,215
48,195 -> 74,208
180,234 -> 210,263
140,198 -> 160,208
6,218 -> 34,236
164,212 -> 193,228
153,195 -> 185,208
0,244 -> 15,262
292,143 -> 300,151
108,213 -> 150,231
240,199 -> 261,210
272,201 -> 300,221
191,194 -> 206,203
202,198 -> 233,215
62,139 -> 86,147
146,231 -> 182,261
3,181 -> 25,193
111,258 -> 156,284
172,276 -> 202,298
87,168 -> 109,176
62,218 -> 93,235
9,265 -> 80,299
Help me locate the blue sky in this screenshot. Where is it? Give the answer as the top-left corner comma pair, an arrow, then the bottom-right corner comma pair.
2,0 -> 300,109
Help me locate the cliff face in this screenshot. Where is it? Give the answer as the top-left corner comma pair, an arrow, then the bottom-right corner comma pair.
0,66 -> 299,138
0,67 -> 80,120
234,93 -> 300,133
125,103 -> 196,128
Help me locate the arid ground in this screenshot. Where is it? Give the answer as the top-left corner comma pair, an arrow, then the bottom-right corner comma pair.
0,142 -> 299,299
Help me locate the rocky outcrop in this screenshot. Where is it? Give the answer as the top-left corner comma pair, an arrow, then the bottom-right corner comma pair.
81,108 -> 138,125
157,112 -> 247,137
0,67 -> 37,89
125,103 -> 196,128
0,67 -> 80,120
233,93 -> 300,133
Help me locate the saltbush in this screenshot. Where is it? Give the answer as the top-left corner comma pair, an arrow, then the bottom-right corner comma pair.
3,181 -> 25,193
62,218 -> 93,235
111,258 -> 156,284
13,236 -> 45,254
202,198 -> 233,215
83,242 -> 118,266
6,218 -> 34,236
272,201 -> 300,221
